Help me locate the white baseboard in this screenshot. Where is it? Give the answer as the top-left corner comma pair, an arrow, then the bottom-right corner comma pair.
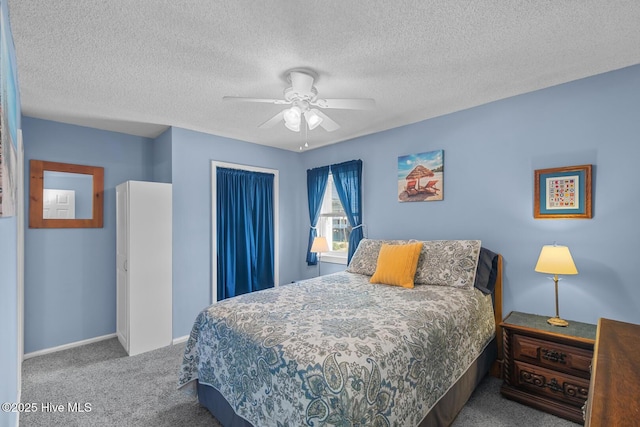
172,335 -> 189,345
23,333 -> 117,360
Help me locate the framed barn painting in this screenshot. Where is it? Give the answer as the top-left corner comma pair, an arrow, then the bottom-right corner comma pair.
534,164 -> 592,219
398,150 -> 443,202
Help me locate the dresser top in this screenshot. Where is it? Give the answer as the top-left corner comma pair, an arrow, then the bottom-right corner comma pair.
586,318 -> 640,426
502,311 -> 597,341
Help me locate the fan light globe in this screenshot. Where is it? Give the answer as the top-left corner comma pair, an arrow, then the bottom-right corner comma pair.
283,106 -> 301,124
285,120 -> 300,132
305,109 -> 323,130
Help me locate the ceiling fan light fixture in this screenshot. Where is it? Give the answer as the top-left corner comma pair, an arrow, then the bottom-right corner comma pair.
283,106 -> 301,125
285,120 -> 300,132
305,109 -> 323,130
223,68 -> 371,134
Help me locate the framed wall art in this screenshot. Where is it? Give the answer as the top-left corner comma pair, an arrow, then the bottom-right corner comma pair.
0,5 -> 21,218
398,150 -> 443,202
534,164 -> 592,219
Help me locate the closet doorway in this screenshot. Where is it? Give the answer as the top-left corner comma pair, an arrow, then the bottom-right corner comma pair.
211,161 -> 279,303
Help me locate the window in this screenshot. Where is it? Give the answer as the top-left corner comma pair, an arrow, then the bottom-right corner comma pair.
317,174 -> 350,264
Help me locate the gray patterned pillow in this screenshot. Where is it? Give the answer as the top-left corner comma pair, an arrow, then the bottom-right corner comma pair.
346,239 -> 408,276
414,240 -> 481,288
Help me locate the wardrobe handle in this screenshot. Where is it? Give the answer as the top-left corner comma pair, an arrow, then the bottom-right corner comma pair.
124,260 -> 128,271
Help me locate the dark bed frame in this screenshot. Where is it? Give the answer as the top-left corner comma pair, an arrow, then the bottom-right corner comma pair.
197,255 -> 504,427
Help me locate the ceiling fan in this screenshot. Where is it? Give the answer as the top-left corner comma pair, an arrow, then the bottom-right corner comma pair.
223,68 -> 375,132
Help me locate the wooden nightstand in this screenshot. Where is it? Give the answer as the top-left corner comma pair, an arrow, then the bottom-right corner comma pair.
500,311 -> 596,424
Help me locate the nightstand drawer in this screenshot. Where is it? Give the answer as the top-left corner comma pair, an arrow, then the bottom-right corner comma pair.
513,333 -> 592,378
501,312 -> 596,423
514,360 -> 590,407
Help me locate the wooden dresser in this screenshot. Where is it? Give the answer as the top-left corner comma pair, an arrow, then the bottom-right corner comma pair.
584,318 -> 640,426
500,311 -> 596,424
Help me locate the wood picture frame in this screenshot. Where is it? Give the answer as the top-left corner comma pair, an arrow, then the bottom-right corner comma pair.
534,164 -> 592,219
29,159 -> 104,228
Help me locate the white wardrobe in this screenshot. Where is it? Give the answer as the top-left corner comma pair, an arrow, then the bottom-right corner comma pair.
116,181 -> 172,356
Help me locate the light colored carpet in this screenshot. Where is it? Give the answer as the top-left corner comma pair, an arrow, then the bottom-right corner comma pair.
20,338 -> 578,426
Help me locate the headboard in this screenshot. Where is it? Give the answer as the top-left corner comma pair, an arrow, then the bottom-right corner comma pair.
492,254 -> 504,376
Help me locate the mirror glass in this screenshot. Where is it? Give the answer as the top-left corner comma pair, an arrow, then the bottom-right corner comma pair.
29,159 -> 104,228
43,171 -> 94,219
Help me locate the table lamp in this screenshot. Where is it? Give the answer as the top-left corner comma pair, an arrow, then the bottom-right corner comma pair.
311,236 -> 330,276
534,244 -> 578,327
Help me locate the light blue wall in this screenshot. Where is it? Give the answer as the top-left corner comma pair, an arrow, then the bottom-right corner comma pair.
23,117 -> 154,353
152,127 -> 172,183
170,127 -> 305,338
1,0 -> 20,425
0,218 -> 18,427
301,64 -> 640,326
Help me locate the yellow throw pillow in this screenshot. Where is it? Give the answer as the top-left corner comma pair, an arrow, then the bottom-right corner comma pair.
370,242 -> 423,288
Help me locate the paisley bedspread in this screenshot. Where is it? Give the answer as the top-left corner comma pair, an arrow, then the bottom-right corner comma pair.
178,271 -> 495,426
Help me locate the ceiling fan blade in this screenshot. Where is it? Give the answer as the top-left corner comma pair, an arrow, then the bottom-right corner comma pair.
223,96 -> 290,105
313,98 -> 376,110
314,110 -> 340,132
259,111 -> 285,129
289,71 -> 314,94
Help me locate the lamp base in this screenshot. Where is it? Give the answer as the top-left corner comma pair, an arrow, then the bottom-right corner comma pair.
547,316 -> 569,327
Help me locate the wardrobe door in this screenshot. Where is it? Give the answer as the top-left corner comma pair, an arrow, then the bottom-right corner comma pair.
115,182 -> 129,353
128,181 -> 172,356
116,181 -> 172,356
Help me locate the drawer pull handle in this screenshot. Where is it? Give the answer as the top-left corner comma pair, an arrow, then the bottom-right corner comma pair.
541,348 -> 567,364
546,378 -> 563,393
520,371 -> 589,400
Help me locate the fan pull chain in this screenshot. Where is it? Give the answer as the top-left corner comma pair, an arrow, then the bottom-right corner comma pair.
299,120 -> 310,151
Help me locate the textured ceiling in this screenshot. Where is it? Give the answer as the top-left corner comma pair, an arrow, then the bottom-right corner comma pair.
7,1 -> 640,152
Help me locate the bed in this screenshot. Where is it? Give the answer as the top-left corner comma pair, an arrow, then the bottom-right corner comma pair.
179,239 -> 503,426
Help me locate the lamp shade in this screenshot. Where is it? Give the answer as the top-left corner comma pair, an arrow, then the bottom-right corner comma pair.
535,245 -> 578,275
311,236 -> 330,253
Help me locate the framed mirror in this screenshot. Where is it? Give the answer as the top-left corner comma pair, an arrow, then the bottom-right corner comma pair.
29,160 -> 104,228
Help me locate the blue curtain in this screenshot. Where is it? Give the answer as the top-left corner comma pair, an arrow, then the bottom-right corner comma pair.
306,166 -> 330,265
217,167 -> 274,300
331,160 -> 363,264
